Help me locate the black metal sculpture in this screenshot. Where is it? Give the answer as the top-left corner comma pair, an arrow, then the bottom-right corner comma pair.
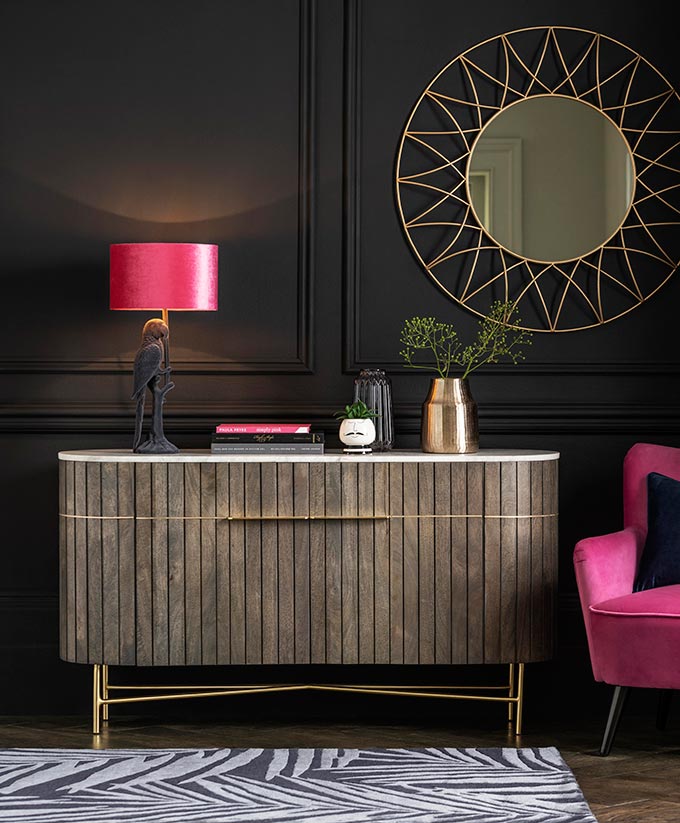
131,318 -> 178,454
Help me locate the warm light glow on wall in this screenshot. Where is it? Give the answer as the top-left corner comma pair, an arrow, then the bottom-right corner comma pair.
5,166 -> 295,224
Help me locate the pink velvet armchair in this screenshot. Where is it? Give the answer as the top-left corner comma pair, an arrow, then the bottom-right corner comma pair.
574,442 -> 680,755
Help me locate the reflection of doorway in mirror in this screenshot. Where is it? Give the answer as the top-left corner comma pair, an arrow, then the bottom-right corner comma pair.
468,138 -> 522,254
469,171 -> 491,233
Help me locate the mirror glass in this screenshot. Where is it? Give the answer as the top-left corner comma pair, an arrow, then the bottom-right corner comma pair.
468,95 -> 634,262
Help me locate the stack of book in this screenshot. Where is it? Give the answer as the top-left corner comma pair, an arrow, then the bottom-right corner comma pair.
211,423 -> 324,454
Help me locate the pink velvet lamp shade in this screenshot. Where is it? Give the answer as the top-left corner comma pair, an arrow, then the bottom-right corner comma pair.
110,243 -> 218,311
109,242 -> 218,455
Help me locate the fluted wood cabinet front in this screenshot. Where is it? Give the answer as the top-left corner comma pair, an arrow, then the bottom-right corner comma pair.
59,451 -> 558,668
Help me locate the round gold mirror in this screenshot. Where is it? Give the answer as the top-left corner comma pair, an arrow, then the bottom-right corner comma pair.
396,27 -> 680,332
468,95 -> 634,262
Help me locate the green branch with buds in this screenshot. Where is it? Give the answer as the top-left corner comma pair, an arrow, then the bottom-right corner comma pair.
399,300 -> 533,380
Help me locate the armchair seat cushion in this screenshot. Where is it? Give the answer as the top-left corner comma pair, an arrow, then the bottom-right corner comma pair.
589,584 -> 680,689
593,584 -> 680,617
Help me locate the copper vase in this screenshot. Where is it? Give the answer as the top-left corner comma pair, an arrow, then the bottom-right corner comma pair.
421,377 -> 479,453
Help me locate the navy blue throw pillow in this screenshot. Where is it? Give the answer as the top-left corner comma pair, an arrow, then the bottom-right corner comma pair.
634,471 -> 680,592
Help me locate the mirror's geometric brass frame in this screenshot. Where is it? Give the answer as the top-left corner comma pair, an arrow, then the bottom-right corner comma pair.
396,26 -> 680,332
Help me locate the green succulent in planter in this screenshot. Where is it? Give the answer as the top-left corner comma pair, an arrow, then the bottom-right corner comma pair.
335,399 -> 380,453
334,399 -> 380,420
399,299 -> 533,379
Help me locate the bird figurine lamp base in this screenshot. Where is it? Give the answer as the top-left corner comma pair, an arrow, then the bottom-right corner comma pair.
132,317 -> 178,454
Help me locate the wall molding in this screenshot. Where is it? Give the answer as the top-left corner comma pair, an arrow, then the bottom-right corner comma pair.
342,0 -> 362,374
3,400 -> 680,435
0,357 -> 314,376
0,592 -> 57,612
3,360 -> 679,377
393,402 -> 680,435
347,361 -> 680,377
0,358 -> 313,376
0,0 -> 316,378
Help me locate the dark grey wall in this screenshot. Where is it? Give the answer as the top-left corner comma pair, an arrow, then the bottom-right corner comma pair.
2,0 -> 679,721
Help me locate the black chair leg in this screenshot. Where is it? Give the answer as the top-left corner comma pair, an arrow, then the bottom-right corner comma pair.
656,689 -> 673,730
600,685 -> 630,756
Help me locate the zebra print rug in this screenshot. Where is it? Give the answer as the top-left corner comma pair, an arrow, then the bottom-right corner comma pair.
0,746 -> 596,822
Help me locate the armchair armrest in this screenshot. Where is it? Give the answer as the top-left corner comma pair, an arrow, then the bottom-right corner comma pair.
574,526 -> 644,609
574,527 -> 644,681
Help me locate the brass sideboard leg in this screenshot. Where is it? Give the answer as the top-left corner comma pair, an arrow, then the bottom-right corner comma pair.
92,664 -> 102,735
515,663 -> 525,735
507,663 -> 515,725
102,665 -> 109,722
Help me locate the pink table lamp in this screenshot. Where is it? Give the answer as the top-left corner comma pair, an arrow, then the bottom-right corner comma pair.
110,243 -> 218,453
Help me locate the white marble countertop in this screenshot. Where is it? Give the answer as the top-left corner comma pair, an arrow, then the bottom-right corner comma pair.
58,448 -> 559,463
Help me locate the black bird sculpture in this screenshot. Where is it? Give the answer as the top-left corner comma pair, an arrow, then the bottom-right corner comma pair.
131,318 -> 178,454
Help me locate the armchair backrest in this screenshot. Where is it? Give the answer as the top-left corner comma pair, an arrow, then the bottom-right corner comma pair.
623,442 -> 680,537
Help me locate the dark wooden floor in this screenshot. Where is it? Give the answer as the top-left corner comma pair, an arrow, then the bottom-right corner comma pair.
0,701 -> 677,823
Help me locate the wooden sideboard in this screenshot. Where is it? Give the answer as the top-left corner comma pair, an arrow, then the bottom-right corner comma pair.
58,448 -> 558,733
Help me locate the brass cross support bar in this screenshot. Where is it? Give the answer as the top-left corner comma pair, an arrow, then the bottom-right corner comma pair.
91,663 -> 526,736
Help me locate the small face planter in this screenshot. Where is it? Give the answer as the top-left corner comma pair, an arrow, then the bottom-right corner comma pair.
335,400 -> 379,454
339,418 -> 376,454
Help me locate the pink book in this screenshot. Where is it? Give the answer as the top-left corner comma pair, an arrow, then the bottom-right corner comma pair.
215,423 -> 311,433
